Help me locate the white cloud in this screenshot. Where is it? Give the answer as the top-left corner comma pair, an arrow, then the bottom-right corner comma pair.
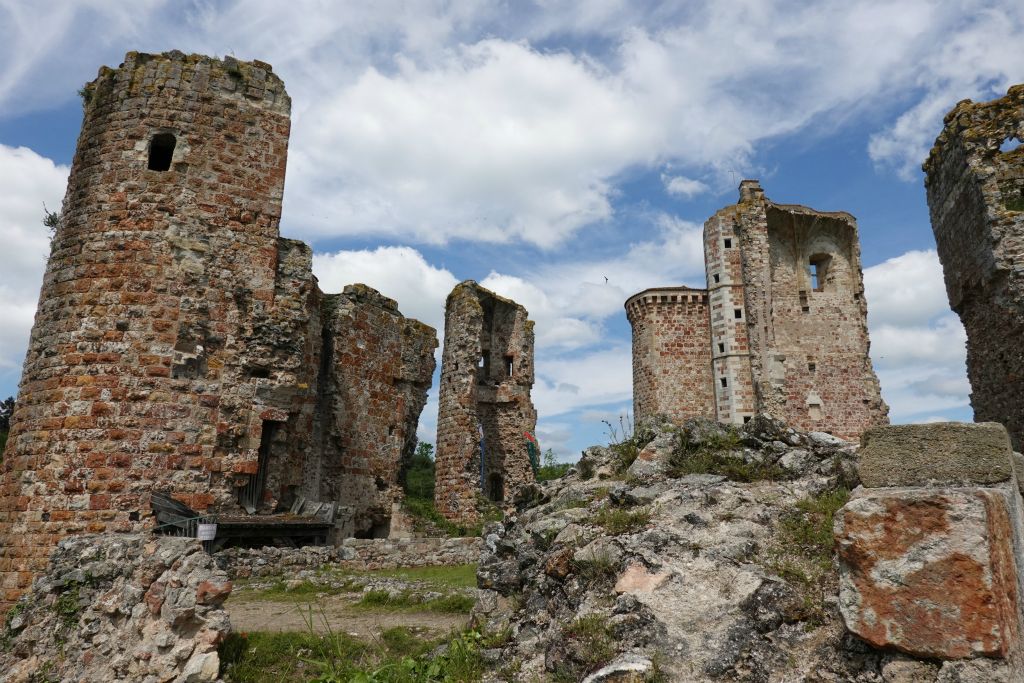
663,174 -> 709,199
533,346 -> 633,418
0,144 -> 69,370
863,250 -> 971,422
312,245 -> 458,333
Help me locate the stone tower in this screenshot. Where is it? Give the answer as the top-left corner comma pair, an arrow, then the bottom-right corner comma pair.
625,287 -> 714,423
435,282 -> 536,523
0,51 -> 312,606
626,181 -> 888,440
924,86 -> 1024,449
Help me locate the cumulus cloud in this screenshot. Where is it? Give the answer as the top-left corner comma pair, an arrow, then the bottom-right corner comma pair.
663,174 -> 709,199
863,250 -> 971,422
0,144 -> 69,372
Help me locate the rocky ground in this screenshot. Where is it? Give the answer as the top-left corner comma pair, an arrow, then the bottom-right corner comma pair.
471,416 -> 1006,683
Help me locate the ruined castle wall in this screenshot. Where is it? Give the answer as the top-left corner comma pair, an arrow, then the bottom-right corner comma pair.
0,51 -> 304,606
435,282 -> 536,523
317,285 -> 437,537
625,288 -> 714,423
924,86 -> 1024,449
704,202 -> 757,425
726,184 -> 887,441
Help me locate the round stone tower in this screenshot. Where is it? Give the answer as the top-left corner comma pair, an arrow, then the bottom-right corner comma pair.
625,287 -> 715,424
0,51 -> 298,607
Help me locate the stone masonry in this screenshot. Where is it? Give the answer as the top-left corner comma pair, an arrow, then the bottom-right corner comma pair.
435,281 -> 537,523
924,85 -> 1024,450
835,422 -> 1024,676
627,180 -> 888,440
0,51 -> 436,610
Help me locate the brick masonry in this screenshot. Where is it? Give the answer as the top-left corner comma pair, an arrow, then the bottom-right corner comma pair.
627,180 -> 888,440
924,85 -> 1024,450
0,51 -> 437,610
435,281 -> 537,523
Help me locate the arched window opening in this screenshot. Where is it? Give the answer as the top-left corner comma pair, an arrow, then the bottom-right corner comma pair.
148,133 -> 177,171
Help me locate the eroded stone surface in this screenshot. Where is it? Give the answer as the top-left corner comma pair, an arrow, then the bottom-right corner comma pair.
835,487 -> 1022,660
858,422 -> 1014,488
924,85 -> 1024,451
0,534 -> 231,683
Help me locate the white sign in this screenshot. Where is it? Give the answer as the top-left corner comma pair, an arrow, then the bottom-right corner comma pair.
196,523 -> 217,541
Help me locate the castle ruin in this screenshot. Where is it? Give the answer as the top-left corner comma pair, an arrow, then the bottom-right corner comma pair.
924,86 -> 1024,450
435,282 -> 537,523
0,51 -> 437,608
627,181 -> 888,440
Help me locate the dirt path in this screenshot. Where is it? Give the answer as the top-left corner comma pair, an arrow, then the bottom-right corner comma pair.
226,593 -> 470,639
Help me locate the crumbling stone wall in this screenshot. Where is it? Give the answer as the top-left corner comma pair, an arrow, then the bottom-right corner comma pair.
0,51 -> 437,610
0,533 -> 232,683
627,180 -> 887,440
435,281 -> 537,523
626,287 -> 714,423
315,284 -> 436,538
924,85 -> 1024,449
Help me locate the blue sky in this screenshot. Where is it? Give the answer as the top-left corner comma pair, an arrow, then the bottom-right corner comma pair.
1,1 -> 1021,460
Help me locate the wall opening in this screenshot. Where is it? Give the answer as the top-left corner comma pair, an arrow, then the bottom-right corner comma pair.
724,238 -> 732,249
504,355 -> 514,378
485,472 -> 504,502
148,133 -> 176,171
1000,136 -> 1022,154
713,273 -> 721,283
733,308 -> 742,319
799,290 -> 809,313
238,421 -> 278,513
809,254 -> 831,292
808,362 -> 816,372
720,377 -> 728,388
477,351 -> 491,383
718,343 -> 725,353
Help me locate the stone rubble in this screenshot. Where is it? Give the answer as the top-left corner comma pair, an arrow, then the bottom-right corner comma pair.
0,534 -> 232,683
471,416 -> 1011,682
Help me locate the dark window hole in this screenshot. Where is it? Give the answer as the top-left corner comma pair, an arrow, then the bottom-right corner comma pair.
148,133 -> 176,171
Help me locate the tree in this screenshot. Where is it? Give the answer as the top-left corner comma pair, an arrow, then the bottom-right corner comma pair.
0,396 -> 13,433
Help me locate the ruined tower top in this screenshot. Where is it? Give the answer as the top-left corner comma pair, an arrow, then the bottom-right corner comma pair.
924,84 -> 1024,449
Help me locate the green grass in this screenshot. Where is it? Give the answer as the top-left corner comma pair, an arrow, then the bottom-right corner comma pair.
667,427 -> 784,482
552,615 -> 617,682
355,590 -> 475,614
766,488 -> 850,624
220,626 -> 487,683
592,506 -> 651,535
367,564 -> 478,589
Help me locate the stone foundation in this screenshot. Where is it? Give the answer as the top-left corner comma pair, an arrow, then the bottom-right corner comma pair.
215,536 -> 483,579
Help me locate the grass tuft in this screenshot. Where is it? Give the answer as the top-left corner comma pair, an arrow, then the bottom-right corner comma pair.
592,506 -> 651,535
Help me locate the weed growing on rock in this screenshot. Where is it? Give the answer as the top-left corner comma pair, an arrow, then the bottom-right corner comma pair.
766,488 -> 850,624
552,614 -> 617,682
667,426 -> 783,482
571,554 -> 619,588
593,506 -> 651,535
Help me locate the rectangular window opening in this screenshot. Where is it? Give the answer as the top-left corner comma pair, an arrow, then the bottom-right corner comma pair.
718,343 -> 725,353
713,273 -> 721,283
504,354 -> 514,377
720,377 -> 728,388
808,362 -> 816,372
743,416 -> 751,424
724,238 -> 732,248
809,255 -> 831,292
733,308 -> 742,319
